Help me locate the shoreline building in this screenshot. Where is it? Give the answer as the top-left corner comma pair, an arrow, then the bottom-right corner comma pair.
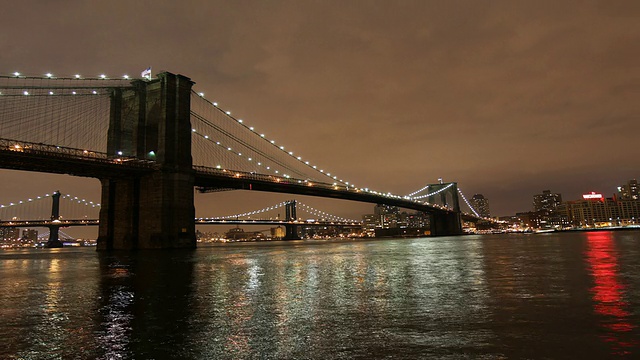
362,204 -> 430,237
564,191 -> 640,227
500,180 -> 640,230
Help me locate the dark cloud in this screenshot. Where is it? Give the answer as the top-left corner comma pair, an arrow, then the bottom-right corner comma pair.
1,0 -> 638,238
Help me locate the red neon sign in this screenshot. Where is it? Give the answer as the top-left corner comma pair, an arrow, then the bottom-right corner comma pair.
583,192 -> 603,200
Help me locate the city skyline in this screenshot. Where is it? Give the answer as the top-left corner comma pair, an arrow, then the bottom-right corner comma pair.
3,177 -> 640,247
1,1 -> 639,238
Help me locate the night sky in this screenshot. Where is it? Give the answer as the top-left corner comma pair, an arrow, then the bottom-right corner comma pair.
1,1 -> 639,237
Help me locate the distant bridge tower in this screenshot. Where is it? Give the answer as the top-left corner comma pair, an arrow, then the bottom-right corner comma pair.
427,182 -> 460,212
283,200 -> 301,240
97,73 -> 196,250
45,190 -> 63,248
427,182 -> 462,236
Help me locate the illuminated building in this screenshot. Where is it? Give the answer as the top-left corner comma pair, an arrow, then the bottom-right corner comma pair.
470,194 -> 491,218
533,190 -> 562,212
374,204 -> 400,228
22,229 -> 38,242
516,211 -> 542,229
271,226 -> 285,239
615,199 -> 640,224
564,191 -> 640,227
617,179 -> 638,200
402,212 -> 429,229
1,227 -> 20,241
362,214 -> 378,233
533,190 -> 566,229
364,204 -> 429,236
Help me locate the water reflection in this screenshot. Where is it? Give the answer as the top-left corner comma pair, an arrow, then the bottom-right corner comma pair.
585,231 -> 638,355
39,258 -> 67,354
0,249 -> 101,358
95,250 -> 198,359
96,256 -> 134,359
2,234 -> 640,358
480,233 -> 612,358
189,238 -> 493,359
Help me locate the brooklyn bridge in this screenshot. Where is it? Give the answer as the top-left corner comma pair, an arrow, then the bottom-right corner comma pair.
0,72 -> 485,249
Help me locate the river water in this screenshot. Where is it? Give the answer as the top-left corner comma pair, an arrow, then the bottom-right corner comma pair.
1,231 -> 639,359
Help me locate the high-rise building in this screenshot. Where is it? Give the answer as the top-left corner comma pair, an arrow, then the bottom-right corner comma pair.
470,194 -> 491,218
618,179 -> 639,200
532,190 -> 565,229
533,190 -> 563,213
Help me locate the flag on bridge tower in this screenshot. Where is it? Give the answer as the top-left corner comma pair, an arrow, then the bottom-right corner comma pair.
141,67 -> 152,79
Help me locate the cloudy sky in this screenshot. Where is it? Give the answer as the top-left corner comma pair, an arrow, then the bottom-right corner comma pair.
1,0 -> 639,236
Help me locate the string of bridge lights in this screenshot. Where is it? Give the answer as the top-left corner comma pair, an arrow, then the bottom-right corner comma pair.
296,201 -> 359,223
0,192 -> 100,209
457,188 -> 481,218
1,72 -> 134,97
37,230 -> 75,241
405,183 -> 482,216
0,193 -> 51,209
9,89 -> 104,96
192,91 -> 467,206
197,200 -> 357,222
60,194 -> 101,207
191,91 -> 356,188
191,129 -> 295,180
409,183 -> 455,200
406,184 -> 431,198
3,72 -> 135,80
198,201 -> 289,220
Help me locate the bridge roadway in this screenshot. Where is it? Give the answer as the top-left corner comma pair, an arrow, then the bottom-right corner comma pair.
0,219 -> 99,228
193,167 -> 454,216
0,219 -> 361,228
0,138 -> 155,178
0,138 -> 462,218
193,167 -> 484,223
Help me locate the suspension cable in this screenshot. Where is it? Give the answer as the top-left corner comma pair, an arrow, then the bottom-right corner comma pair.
457,188 -> 481,217
410,183 -> 454,200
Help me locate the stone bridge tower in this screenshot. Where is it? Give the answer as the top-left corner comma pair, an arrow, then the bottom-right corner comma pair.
97,72 -> 196,250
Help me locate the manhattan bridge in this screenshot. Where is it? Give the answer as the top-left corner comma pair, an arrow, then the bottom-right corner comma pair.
0,72 -> 487,250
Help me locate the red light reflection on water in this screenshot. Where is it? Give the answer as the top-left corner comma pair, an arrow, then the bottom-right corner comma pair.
585,232 -> 637,354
